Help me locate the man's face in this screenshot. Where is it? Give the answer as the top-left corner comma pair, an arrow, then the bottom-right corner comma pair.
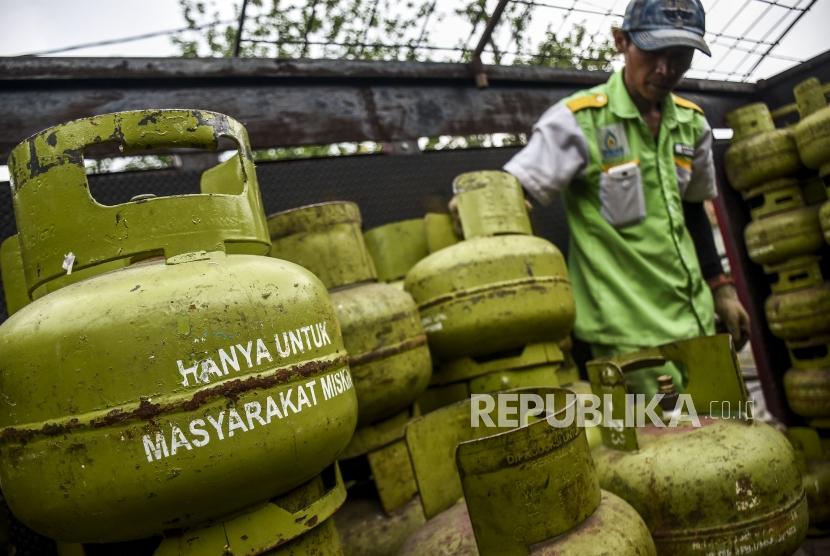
613,30 -> 694,103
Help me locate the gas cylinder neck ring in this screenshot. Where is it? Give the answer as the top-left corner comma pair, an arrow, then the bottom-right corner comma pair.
268,201 -> 378,289
454,171 -> 533,239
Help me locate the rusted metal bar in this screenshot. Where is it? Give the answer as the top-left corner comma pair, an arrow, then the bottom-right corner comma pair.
0,57 -> 759,89
0,57 -> 755,161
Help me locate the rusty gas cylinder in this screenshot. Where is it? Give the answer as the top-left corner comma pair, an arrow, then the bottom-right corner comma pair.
399,387 -> 657,555
787,427 -> 830,534
765,257 -> 830,341
743,180 -> 823,267
785,327 -> 830,420
793,78 -> 830,246
268,202 -> 432,554
0,110 -> 358,544
60,464 -> 349,556
364,218 -> 429,286
744,178 -> 804,220
424,212 -> 460,253
587,335 -> 808,554
268,202 -> 431,428
418,342 -> 564,414
154,464 -> 347,555
0,235 -> 29,317
794,77 -> 830,178
724,103 -> 801,192
405,171 -> 574,362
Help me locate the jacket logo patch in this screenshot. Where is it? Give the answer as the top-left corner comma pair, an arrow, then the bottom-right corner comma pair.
597,124 -> 629,162
674,143 -> 694,158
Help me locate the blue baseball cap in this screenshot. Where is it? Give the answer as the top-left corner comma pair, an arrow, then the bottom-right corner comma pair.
621,0 -> 711,57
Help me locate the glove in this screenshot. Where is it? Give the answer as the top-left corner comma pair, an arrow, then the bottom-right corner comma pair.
713,284 -> 751,350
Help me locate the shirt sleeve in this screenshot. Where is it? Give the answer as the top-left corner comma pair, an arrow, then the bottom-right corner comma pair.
682,115 -> 717,202
683,200 -> 724,280
503,101 -> 589,206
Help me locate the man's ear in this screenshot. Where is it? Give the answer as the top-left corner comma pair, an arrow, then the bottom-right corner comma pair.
611,27 -> 628,55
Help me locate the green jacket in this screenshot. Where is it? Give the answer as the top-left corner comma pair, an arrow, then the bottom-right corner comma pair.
504,70 -> 715,346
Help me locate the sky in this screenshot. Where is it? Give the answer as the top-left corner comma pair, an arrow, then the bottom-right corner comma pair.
0,0 -> 828,83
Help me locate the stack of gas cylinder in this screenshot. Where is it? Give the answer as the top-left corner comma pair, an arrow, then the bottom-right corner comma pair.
725,75 -> 830,534
366,171 -> 807,554
267,201 -> 432,555
0,108 -> 816,555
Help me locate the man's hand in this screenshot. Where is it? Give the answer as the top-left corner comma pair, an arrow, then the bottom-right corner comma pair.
713,284 -> 750,350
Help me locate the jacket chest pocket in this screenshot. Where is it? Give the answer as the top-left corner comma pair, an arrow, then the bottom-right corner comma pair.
599,161 -> 646,228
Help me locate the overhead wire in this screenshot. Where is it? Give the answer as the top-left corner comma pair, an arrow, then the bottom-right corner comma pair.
16,19 -> 236,57
55,0 -> 806,84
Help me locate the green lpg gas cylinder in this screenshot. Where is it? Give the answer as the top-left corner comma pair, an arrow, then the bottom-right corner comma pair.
794,78 -> 830,178
418,342 -> 564,414
744,178 -> 804,220
399,387 -> 656,555
405,171 -> 574,361
0,110 -> 358,543
268,202 -> 431,428
743,181 -> 823,267
423,212 -> 460,253
269,202 -> 431,554
0,235 -> 29,316
786,427 -> 830,534
155,463 -> 347,555
364,218 -> 429,285
793,78 -> 830,244
765,256 -> 830,341
724,103 -> 801,192
559,379 -> 603,450
64,463 -> 349,556
0,239 -> 56,554
784,320 -> 830,419
587,335 -> 808,555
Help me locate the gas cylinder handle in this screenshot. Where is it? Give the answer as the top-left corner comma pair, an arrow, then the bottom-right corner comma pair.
8,110 -> 270,295
586,335 -> 751,453
607,350 -> 667,373
22,110 -> 247,160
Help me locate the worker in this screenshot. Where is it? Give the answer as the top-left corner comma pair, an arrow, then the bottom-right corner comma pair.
503,0 -> 750,395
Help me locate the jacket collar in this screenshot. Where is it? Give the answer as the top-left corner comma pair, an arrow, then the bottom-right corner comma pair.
608,70 -> 682,129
